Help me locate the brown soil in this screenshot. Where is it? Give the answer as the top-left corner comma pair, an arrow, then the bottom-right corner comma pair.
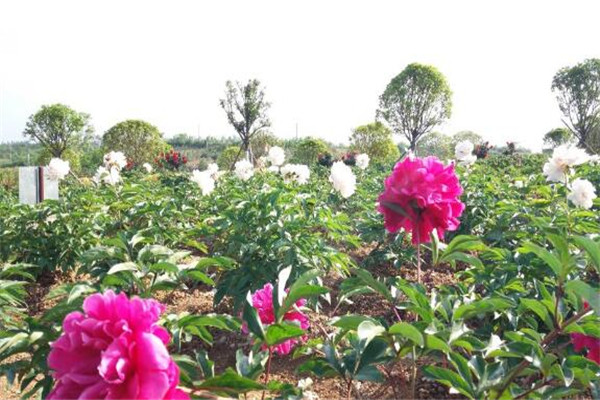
0,258 -> 464,400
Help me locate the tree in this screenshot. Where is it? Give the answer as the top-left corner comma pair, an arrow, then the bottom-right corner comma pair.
378,63 -> 452,151
543,127 -> 573,149
23,103 -> 93,158
415,131 -> 452,159
289,137 -> 329,165
451,130 -> 483,149
103,120 -> 166,164
551,58 -> 600,148
219,79 -> 271,165
350,121 -> 400,163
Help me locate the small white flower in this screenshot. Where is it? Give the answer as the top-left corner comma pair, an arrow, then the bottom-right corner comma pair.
268,165 -> 280,173
46,158 -> 70,180
297,378 -> 313,390
142,163 -> 153,173
234,159 -> 254,181
94,166 -> 121,185
103,151 -> 127,170
542,145 -> 590,182
356,153 -> 370,170
267,146 -> 285,167
568,178 -> 597,209
329,161 -> 356,198
191,170 -> 215,195
514,180 -> 523,189
280,164 -> 310,184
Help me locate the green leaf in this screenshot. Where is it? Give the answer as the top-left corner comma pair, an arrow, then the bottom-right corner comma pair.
265,323 -> 306,347
196,368 -> 264,396
277,269 -> 327,320
519,242 -> 562,277
107,262 -> 138,274
331,315 -> 379,331
423,365 -> 475,399
573,236 -> 600,272
453,298 -> 514,321
242,293 -> 265,341
565,280 -> 600,315
520,298 -> 554,330
425,334 -> 451,354
388,322 -> 424,347
353,268 -> 394,303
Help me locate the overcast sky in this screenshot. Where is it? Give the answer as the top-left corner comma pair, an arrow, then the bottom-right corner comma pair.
1,0 -> 599,151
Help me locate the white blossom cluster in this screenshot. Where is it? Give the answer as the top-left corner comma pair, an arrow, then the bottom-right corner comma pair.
280,163 -> 310,184
568,178 -> 597,209
329,161 -> 356,198
454,140 -> 477,166
542,145 -> 590,182
234,159 -> 254,181
356,153 -> 370,170
190,163 -> 220,195
266,146 -> 285,167
94,151 -> 127,185
46,158 -> 70,181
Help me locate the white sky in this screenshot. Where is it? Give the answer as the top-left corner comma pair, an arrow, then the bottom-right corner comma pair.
1,0 -> 599,151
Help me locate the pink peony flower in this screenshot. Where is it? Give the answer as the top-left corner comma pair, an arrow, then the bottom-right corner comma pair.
47,290 -> 189,400
245,283 -> 309,355
377,156 -> 465,245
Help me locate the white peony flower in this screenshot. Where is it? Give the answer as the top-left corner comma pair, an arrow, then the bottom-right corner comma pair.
142,163 -> 153,173
46,158 -> 70,180
542,145 -> 590,182
234,159 -> 254,181
459,154 -> 477,166
329,161 -> 356,198
268,165 -> 280,173
94,166 -> 121,186
267,146 -> 285,167
455,140 -> 474,160
207,163 -> 219,176
297,378 -> 313,390
280,164 -> 310,184
568,178 -> 597,209
356,153 -> 370,170
191,170 -> 215,195
514,180 -> 524,189
103,151 -> 127,170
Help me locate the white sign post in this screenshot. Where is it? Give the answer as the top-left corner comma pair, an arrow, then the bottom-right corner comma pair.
18,166 -> 59,205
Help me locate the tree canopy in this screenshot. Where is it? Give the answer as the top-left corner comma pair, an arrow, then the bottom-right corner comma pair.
103,120 -> 166,164
23,103 -> 93,158
350,121 -> 399,163
543,127 -> 573,149
551,58 -> 600,149
378,63 -> 452,151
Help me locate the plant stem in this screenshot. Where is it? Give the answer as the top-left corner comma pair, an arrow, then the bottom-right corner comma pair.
411,346 -> 418,399
514,378 -> 555,400
346,379 -> 353,400
261,347 -> 273,400
416,236 -> 422,284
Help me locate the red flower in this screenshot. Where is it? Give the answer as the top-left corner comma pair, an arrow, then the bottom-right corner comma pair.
571,333 -> 600,364
377,156 -> 465,245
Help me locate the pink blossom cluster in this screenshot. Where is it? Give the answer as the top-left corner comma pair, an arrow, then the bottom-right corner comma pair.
47,290 -> 188,400
378,156 -> 465,245
247,283 -> 309,355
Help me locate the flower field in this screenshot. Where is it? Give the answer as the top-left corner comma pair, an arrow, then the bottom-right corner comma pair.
0,148 -> 599,399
